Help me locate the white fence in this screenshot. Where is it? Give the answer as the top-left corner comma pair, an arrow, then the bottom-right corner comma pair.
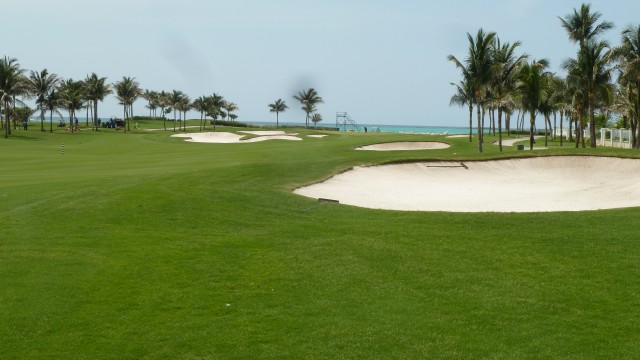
553,128 -> 589,139
600,128 -> 632,149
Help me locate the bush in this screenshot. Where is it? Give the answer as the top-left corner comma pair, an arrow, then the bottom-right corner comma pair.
209,120 -> 249,128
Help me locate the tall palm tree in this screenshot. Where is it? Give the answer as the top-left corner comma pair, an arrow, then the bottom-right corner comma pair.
516,59 -> 550,150
268,99 -> 288,128
157,91 -> 170,130
310,113 -> 322,127
449,29 -> 497,152
45,88 -> 64,133
224,102 -> 238,121
59,79 -> 85,133
27,69 -> 60,132
206,93 -> 225,131
168,90 -> 184,132
293,88 -> 323,128
448,79 -> 474,142
192,96 -> 209,131
113,77 -> 141,132
178,94 -> 191,131
490,38 -> 528,151
559,3 -> 613,49
0,56 -> 26,138
614,24 -> 640,148
84,73 -> 112,131
564,40 -> 613,147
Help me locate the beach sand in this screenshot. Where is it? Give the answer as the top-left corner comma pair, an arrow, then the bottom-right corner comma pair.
356,142 -> 450,151
294,156 -> 640,212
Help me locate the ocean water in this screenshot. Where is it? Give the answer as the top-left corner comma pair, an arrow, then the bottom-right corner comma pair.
249,121 -> 472,135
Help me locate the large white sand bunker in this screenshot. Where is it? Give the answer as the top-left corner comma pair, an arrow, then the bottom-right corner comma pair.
356,142 -> 450,151
172,131 -> 301,143
294,156 -> 640,212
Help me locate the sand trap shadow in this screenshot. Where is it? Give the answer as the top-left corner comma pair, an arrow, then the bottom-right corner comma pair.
294,156 -> 640,212
356,142 -> 450,151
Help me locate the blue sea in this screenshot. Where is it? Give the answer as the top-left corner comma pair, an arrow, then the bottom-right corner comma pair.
248,121 -> 471,135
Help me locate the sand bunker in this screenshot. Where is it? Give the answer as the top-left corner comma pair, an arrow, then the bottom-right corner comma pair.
172,132 -> 301,143
307,135 -> 328,138
295,156 -> 640,212
446,135 -> 469,139
356,142 -> 450,151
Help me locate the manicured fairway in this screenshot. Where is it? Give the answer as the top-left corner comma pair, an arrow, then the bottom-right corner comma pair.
1,126 -> 639,359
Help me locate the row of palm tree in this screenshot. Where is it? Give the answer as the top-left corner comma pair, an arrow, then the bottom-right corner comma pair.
449,3 -> 640,151
141,90 -> 239,132
4,55 -> 327,138
1,58 -> 245,137
0,57 -> 146,137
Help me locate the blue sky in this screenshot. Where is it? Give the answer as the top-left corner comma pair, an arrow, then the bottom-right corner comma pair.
5,0 -> 640,127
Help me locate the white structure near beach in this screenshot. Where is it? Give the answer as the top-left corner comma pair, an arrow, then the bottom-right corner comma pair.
599,128 -> 632,149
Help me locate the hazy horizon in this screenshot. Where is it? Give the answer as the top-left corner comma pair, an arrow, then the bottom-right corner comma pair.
5,0 -> 640,127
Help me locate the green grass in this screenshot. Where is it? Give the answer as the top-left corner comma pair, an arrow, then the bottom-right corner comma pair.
1,126 -> 639,359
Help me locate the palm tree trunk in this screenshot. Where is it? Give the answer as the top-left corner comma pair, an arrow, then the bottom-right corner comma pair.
481,105 -> 486,144
560,111 -> 564,147
477,100 -> 482,153
40,108 -> 45,132
468,104 -> 473,142
277,112 -> 280,128
4,101 -> 10,138
589,97 -> 597,148
529,111 -> 535,150
544,114 -> 549,147
49,110 -> 53,133
568,113 -> 574,143
94,100 -> 99,131
635,81 -> 640,148
498,106 -> 503,152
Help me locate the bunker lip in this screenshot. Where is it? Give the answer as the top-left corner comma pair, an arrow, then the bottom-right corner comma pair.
355,142 -> 450,151
294,156 -> 640,213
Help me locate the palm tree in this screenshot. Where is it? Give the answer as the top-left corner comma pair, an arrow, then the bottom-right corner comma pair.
178,94 -> 191,131
310,113 -> 323,126
59,79 -> 85,133
559,4 -> 613,49
192,96 -> 209,131
449,79 -> 474,142
490,37 -> 528,151
268,99 -> 288,128
27,69 -> 60,132
168,90 -> 184,132
157,91 -> 170,130
564,41 -> 613,147
206,93 -> 225,131
550,75 -> 569,146
293,88 -> 323,128
449,29 -> 497,152
84,73 -> 112,131
0,56 -> 26,138
223,102 -> 238,121
614,24 -> 640,148
516,59 -> 550,150
113,77 -> 141,132
45,88 -> 64,133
